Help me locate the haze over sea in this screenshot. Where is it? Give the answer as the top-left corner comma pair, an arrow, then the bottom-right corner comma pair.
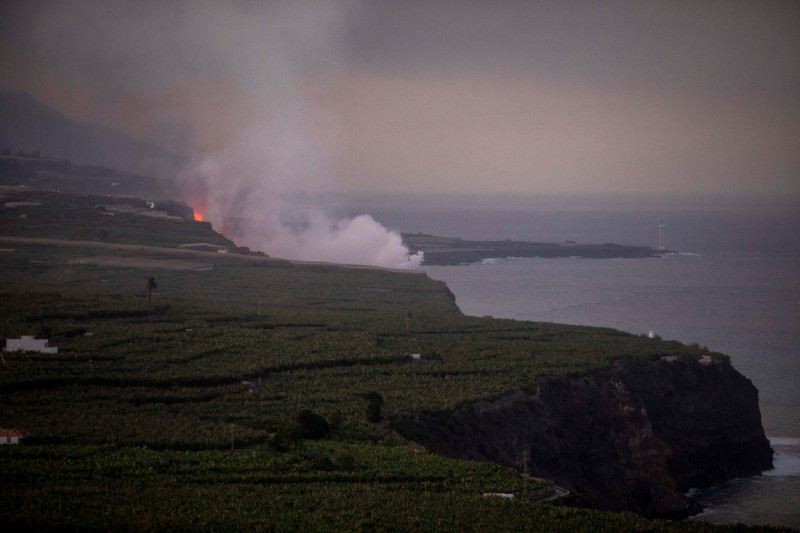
351,192 -> 800,528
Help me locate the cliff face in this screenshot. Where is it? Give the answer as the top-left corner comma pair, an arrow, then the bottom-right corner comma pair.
393,357 -> 773,518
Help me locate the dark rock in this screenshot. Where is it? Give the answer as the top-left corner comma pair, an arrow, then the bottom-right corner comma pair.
393,357 -> 773,518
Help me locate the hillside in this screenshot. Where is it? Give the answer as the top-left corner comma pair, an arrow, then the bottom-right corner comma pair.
0,189 -> 777,531
0,187 -> 231,250
0,91 -> 184,178
0,151 -> 175,199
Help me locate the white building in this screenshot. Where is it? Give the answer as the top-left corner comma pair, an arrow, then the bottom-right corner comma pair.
0,429 -> 29,444
5,336 -> 58,354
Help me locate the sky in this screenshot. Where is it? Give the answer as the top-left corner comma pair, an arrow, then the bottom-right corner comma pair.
1,0 -> 798,198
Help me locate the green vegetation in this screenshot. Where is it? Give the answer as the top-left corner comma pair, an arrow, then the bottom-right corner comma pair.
0,189 -> 769,531
0,187 -> 237,249
5,444 -> 761,533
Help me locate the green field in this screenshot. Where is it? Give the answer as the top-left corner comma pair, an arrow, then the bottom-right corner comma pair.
0,189 -> 777,532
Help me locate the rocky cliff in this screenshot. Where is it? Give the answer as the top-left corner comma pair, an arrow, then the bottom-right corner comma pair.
393,356 -> 773,518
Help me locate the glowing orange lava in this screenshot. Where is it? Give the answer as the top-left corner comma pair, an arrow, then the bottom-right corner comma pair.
194,211 -> 204,222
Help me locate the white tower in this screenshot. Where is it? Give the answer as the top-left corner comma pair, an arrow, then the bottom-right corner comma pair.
658,221 -> 666,250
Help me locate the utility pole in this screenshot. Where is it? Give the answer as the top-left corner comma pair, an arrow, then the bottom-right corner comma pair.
406,310 -> 412,354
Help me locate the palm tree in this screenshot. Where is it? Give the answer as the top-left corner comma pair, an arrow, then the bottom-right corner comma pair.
146,277 -> 157,313
406,310 -> 412,353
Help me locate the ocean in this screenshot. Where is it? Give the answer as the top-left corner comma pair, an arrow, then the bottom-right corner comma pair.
349,192 -> 800,528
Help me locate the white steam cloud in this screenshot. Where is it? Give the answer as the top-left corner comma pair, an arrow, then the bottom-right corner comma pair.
173,2 -> 423,269
30,1 -> 423,269
181,129 -> 423,268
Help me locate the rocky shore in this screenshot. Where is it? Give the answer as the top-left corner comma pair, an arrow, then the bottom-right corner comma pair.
394,356 -> 773,518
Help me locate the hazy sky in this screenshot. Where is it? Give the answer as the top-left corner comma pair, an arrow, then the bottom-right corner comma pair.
2,0 -> 799,195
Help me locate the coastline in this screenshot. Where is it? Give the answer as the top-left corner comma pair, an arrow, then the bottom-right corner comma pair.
404,232 -> 669,266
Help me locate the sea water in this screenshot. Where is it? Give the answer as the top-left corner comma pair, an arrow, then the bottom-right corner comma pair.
350,193 -> 800,528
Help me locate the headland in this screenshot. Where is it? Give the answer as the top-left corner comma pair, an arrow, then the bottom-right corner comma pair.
403,232 -> 671,265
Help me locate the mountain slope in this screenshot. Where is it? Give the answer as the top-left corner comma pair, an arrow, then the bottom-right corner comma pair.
0,91 -> 184,176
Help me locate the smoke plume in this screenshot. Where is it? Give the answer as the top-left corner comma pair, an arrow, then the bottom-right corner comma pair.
169,2 -> 423,269
24,1 -> 423,268
180,125 -> 423,268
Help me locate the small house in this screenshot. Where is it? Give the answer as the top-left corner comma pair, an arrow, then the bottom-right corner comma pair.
0,429 -> 30,444
5,336 -> 58,354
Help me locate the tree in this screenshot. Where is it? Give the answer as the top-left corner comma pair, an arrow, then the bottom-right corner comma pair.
360,391 -> 384,423
269,410 -> 329,451
146,277 -> 157,313
296,409 -> 329,439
